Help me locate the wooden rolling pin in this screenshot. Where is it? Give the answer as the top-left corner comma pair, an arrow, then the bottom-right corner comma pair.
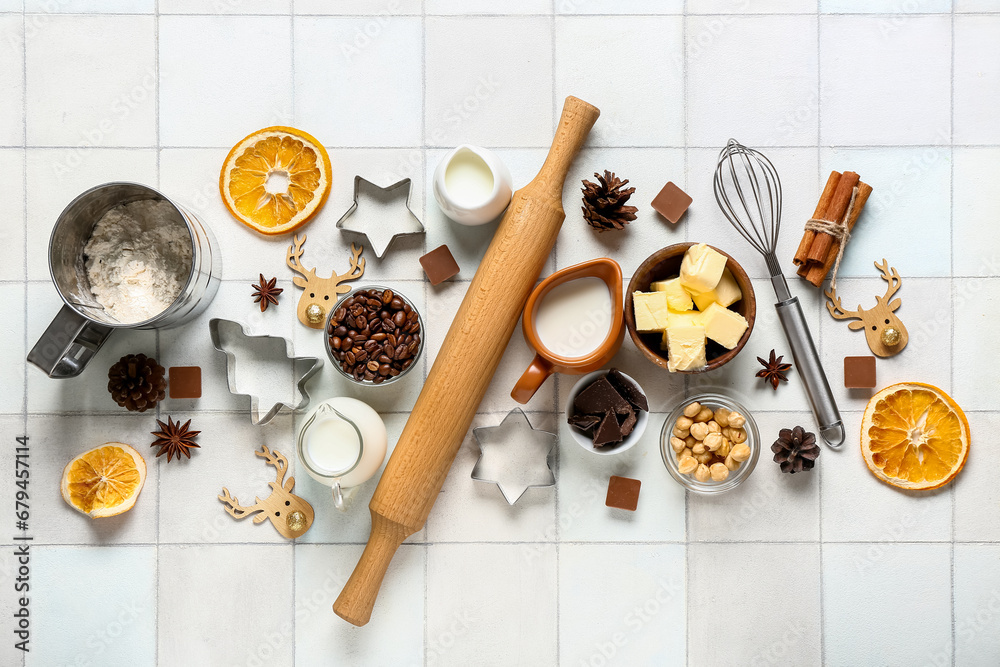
334,96 -> 600,626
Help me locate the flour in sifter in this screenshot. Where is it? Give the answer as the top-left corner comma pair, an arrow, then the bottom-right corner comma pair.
83,199 -> 193,324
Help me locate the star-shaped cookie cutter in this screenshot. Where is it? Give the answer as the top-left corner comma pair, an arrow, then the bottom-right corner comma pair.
335,176 -> 425,259
209,318 -> 322,426
471,408 -> 557,505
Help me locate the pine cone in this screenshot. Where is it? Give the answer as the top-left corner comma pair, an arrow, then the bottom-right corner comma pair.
581,170 -> 638,232
771,426 -> 820,473
108,354 -> 166,412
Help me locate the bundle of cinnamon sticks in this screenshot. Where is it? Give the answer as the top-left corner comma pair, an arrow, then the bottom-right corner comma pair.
793,170 -> 873,287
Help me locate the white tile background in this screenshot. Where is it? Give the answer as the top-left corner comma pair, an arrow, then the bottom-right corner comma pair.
0,3 -> 996,666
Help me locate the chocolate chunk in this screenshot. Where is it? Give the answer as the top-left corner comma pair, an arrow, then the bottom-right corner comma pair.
844,356 -> 876,388
419,244 -> 460,286
605,475 -> 641,511
168,366 -> 201,399
650,181 -> 692,224
617,403 -> 637,437
574,377 -> 630,417
593,411 -> 623,447
607,368 -> 648,412
568,413 -> 601,431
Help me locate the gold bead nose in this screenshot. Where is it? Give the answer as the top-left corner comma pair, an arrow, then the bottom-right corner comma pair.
881,326 -> 901,347
306,304 -> 325,324
286,510 -> 307,532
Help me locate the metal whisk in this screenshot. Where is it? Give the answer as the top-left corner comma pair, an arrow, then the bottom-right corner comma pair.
714,139 -> 844,447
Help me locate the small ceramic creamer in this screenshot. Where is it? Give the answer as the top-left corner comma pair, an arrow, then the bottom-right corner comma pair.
432,145 -> 513,226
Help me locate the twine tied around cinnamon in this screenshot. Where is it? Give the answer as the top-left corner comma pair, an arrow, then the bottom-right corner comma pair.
802,185 -> 858,290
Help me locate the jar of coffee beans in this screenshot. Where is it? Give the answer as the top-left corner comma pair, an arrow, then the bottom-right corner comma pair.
325,286 -> 423,385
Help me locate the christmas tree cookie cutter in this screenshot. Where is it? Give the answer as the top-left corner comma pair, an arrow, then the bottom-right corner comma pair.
471,408 -> 556,505
335,176 -> 425,259
208,318 -> 322,425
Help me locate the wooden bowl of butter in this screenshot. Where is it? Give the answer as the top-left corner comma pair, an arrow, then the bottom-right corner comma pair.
625,243 -> 755,373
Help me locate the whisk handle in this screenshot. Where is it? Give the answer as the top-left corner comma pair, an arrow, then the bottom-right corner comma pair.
775,297 -> 845,447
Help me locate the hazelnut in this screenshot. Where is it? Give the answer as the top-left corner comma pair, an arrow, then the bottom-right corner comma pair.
731,444 -> 751,462
695,407 -> 715,423
704,433 -> 724,452
728,412 -> 746,428
707,421 -> 722,434
683,402 -> 701,418
679,447 -> 693,459
694,464 -> 711,482
692,442 -> 707,455
714,408 -> 731,427
690,422 -> 709,441
672,425 -> 690,439
728,427 -> 747,444
678,456 -> 698,474
710,462 -> 730,481
670,436 -> 687,453
717,438 -> 731,458
676,416 -> 694,430
725,453 -> 741,471
695,451 -> 714,464
684,435 -> 697,448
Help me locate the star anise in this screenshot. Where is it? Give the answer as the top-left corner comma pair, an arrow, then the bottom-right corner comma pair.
251,274 -> 283,312
756,349 -> 793,390
150,416 -> 201,462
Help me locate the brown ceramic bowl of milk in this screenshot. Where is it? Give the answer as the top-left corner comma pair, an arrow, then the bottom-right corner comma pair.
511,258 -> 624,404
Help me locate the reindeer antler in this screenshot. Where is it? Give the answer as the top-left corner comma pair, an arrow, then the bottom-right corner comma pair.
218,487 -> 264,522
255,445 -> 288,488
824,286 -> 863,322
874,259 -> 902,309
286,234 -> 317,284
334,243 -> 365,283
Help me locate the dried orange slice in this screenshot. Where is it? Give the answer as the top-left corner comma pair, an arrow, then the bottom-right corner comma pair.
220,126 -> 331,235
60,443 -> 147,518
860,382 -> 970,491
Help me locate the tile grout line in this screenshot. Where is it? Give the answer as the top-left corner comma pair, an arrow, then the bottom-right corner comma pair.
421,3 -> 429,664
288,6 -> 297,664
681,4 -> 690,666
815,8 -> 826,667
153,1 -> 161,665
549,6 -> 562,663
949,5 -> 957,667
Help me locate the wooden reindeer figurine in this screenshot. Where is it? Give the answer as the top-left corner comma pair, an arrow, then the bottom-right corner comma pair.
218,446 -> 314,539
825,259 -> 908,357
286,234 -> 366,328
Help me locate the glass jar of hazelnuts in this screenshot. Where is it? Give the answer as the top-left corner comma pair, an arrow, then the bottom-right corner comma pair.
659,393 -> 760,494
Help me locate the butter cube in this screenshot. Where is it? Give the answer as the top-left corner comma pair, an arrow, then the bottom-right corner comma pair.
701,302 -> 749,350
651,277 -> 693,312
632,291 -> 670,332
679,243 -> 728,295
692,268 -> 743,311
661,311 -> 703,350
666,309 -> 703,330
665,325 -> 707,372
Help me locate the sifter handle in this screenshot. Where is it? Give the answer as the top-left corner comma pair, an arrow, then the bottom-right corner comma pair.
774,296 -> 845,447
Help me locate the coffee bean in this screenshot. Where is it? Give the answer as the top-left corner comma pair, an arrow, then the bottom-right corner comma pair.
329,287 -> 422,382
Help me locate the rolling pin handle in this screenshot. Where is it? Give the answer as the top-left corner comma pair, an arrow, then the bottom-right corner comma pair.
533,96 -> 600,194
333,511 -> 409,627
